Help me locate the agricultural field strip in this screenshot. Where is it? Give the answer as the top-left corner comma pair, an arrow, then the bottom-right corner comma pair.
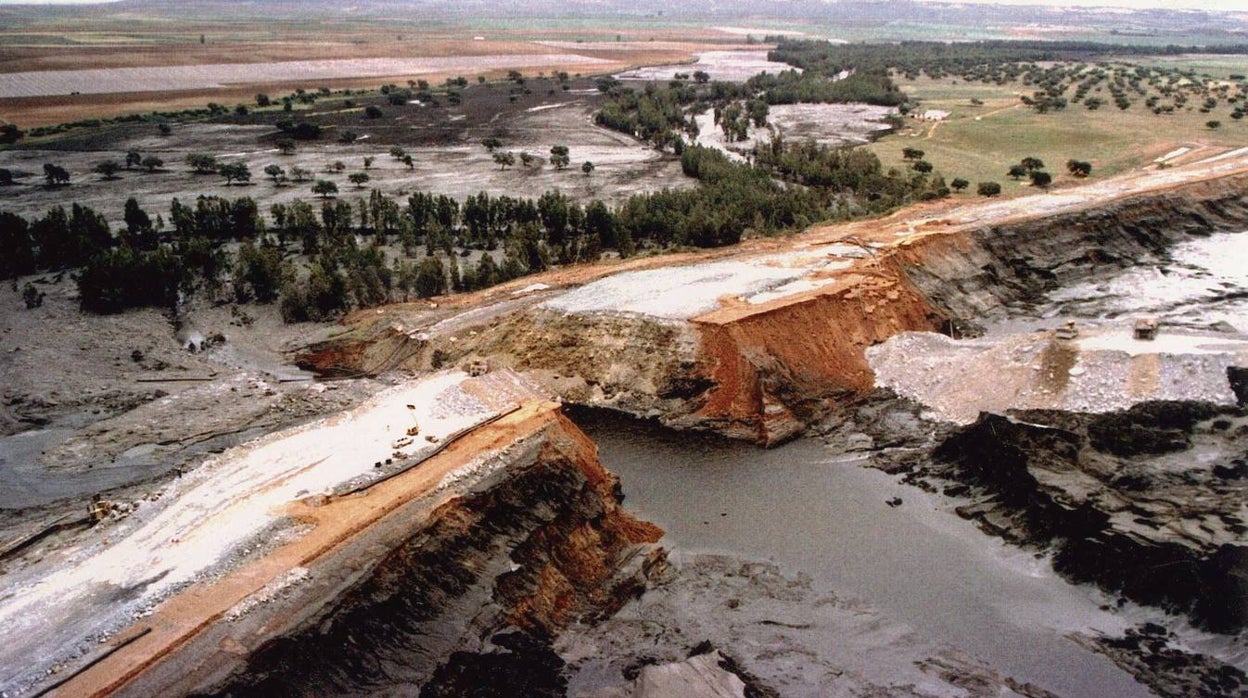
0,55 -> 613,99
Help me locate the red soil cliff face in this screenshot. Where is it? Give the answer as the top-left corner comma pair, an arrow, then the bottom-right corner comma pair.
496,411 -> 666,631
689,272 -> 945,444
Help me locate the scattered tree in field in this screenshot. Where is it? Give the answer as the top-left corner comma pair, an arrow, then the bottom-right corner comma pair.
290,166 -> 311,182
234,104 -> 249,116
1207,120 -> 1222,129
43,163 -> 70,186
481,137 -> 502,151
693,70 -> 710,84
256,93 -> 271,107
1029,170 -> 1052,187
312,180 -> 338,198
977,181 -> 1002,197
902,147 -> 925,161
951,177 -> 969,192
1007,164 -> 1028,180
364,105 -> 383,119
582,161 -> 596,176
125,151 -> 142,170
549,145 -> 570,170
0,124 -> 23,144
338,130 -> 359,144
158,123 -> 172,136
219,162 -> 251,186
493,151 -> 516,170
519,151 -> 538,168
329,161 -> 346,174
349,172 -> 370,189
141,155 -> 164,172
912,160 -> 933,173
186,153 -> 219,174
363,156 -> 375,170
402,154 -> 414,170
264,164 -> 285,183
94,161 -> 121,180
1021,157 -> 1045,172
1066,159 -> 1092,177
389,146 -> 407,160
276,138 -> 297,155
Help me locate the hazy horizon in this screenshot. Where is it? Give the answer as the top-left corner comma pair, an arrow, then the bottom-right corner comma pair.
0,0 -> 1243,8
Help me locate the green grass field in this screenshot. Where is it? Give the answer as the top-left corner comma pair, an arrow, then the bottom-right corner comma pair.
1122,54 -> 1248,80
867,74 -> 1248,199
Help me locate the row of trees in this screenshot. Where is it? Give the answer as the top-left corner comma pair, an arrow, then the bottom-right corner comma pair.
766,38 -> 1248,120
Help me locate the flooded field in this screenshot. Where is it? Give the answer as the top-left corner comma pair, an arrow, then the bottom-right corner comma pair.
694,102 -> 896,157
616,49 -> 797,82
0,81 -> 691,223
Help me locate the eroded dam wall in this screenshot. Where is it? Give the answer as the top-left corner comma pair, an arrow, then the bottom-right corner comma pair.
297,164 -> 1248,445
24,391 -> 661,698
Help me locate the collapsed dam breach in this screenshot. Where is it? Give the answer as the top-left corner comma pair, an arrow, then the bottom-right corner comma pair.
296,152 -> 1248,445
286,151 -> 1248,652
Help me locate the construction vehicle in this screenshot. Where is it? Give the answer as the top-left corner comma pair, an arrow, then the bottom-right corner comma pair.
1055,321 -> 1079,340
1134,317 -> 1159,340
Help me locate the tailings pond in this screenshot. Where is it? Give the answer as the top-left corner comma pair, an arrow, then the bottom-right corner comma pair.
575,409 -> 1162,697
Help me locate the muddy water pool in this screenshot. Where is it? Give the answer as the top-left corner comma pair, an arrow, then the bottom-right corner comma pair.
576,409 -> 1161,697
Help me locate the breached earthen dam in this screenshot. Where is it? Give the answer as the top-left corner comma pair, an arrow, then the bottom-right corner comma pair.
5,148 -> 1248,697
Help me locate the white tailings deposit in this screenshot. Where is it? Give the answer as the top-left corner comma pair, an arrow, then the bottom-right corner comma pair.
539,238 -> 882,320
0,369 -> 532,696
1047,230 -> 1248,333
616,50 -> 797,83
693,103 -> 895,158
541,262 -> 804,320
0,54 -> 612,98
869,328 -> 1248,424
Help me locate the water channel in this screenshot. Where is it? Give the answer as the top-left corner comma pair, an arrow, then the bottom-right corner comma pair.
577,410 -> 1159,697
